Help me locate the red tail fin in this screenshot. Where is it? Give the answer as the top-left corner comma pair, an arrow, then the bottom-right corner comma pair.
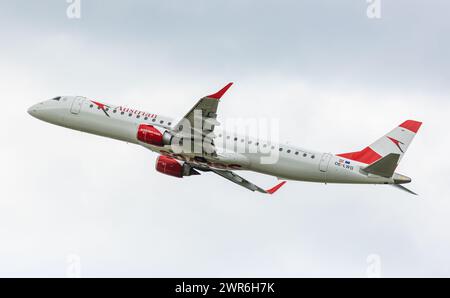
337,120 -> 422,165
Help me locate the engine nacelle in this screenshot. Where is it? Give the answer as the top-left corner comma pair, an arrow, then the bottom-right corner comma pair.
137,124 -> 172,146
155,155 -> 200,178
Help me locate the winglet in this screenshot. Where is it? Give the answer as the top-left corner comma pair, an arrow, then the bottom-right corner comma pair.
266,181 -> 287,194
206,82 -> 233,99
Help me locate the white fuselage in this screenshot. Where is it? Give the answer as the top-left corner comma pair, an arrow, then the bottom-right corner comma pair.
28,96 -> 398,185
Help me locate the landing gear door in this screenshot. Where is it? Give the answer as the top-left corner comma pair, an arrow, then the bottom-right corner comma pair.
70,96 -> 84,114
319,153 -> 332,172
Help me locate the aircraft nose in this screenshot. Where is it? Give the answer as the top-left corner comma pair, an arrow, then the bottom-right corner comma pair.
28,102 -> 44,118
27,104 -> 38,117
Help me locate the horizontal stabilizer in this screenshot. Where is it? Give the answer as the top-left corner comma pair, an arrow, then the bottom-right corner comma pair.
393,184 -> 418,196
362,153 -> 400,178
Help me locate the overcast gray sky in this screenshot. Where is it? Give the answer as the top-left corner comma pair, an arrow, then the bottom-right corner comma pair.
0,0 -> 449,277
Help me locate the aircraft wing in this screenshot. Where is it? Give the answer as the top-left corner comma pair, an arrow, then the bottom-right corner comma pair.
173,83 -> 233,156
210,169 -> 286,194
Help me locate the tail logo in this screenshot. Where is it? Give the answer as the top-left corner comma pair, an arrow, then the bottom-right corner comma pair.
387,137 -> 405,153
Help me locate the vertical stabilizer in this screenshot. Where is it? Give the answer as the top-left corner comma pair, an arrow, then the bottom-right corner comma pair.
337,120 -> 422,164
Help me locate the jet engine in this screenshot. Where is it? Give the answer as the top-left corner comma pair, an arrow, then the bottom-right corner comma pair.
155,155 -> 200,178
137,124 -> 172,146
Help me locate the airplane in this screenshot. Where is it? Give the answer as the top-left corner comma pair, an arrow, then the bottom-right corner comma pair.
28,83 -> 422,195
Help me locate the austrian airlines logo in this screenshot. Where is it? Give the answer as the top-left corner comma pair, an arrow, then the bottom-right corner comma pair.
91,101 -> 112,117
90,100 -> 158,120
387,136 -> 405,153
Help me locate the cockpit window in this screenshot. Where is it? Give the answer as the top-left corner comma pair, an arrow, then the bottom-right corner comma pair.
52,97 -> 61,101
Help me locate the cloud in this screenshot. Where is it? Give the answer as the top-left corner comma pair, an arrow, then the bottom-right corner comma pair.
0,0 -> 449,277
